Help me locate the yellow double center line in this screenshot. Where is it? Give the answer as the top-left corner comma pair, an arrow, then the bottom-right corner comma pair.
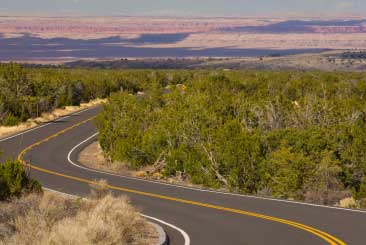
18,116 -> 346,245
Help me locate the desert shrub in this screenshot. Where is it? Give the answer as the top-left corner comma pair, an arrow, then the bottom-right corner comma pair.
96,70 -> 366,206
1,113 -> 20,126
0,63 -> 143,126
0,159 -> 42,201
0,192 -> 155,245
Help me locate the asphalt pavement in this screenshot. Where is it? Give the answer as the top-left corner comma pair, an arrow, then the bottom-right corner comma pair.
1,106 -> 365,245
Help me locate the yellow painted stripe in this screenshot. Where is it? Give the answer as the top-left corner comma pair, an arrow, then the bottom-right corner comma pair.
17,116 -> 346,245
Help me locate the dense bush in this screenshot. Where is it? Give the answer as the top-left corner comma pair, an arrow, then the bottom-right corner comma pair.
0,157 -> 42,201
0,63 -> 149,126
96,70 -> 366,205
2,64 -> 365,206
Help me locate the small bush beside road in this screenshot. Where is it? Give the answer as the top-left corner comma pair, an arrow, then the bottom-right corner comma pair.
0,159 -> 41,201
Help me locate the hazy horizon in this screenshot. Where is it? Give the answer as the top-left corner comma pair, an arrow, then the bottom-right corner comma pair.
1,1 -> 366,63
1,0 -> 366,17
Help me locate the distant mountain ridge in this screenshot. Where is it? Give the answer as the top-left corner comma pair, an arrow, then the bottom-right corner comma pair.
223,19 -> 366,33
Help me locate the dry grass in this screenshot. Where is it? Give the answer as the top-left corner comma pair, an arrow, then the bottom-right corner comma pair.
337,197 -> 366,209
0,189 -> 157,245
0,98 -> 106,139
338,197 -> 358,209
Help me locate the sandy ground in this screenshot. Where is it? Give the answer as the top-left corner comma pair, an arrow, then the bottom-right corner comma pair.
0,98 -> 106,139
78,141 -> 203,188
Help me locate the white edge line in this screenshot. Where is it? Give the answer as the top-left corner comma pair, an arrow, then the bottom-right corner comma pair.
0,123 -> 52,142
67,133 -> 366,214
43,187 -> 80,199
141,214 -> 190,245
0,106 -> 189,244
43,187 -> 190,245
0,107 -> 93,142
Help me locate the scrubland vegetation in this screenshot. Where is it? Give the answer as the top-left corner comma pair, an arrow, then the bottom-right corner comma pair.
0,158 -> 156,245
1,63 -> 365,208
0,63 -> 130,126
95,70 -> 366,207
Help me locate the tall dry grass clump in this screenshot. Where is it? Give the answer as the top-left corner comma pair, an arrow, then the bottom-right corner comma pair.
0,188 -> 157,245
46,195 -> 151,245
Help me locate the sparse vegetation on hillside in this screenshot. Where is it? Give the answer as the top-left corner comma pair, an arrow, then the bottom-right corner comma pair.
60,50 -> 366,72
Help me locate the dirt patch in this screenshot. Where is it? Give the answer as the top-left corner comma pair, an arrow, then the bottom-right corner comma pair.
78,142 -> 133,175
0,98 -> 106,139
79,141 -> 203,188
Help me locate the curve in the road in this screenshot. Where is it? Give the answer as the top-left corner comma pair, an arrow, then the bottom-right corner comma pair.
0,108 -> 93,143
44,187 -> 191,245
68,132 -> 366,215
141,214 -> 191,245
15,111 -> 346,245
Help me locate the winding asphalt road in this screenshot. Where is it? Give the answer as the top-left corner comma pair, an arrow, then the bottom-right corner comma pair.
1,106 -> 366,245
